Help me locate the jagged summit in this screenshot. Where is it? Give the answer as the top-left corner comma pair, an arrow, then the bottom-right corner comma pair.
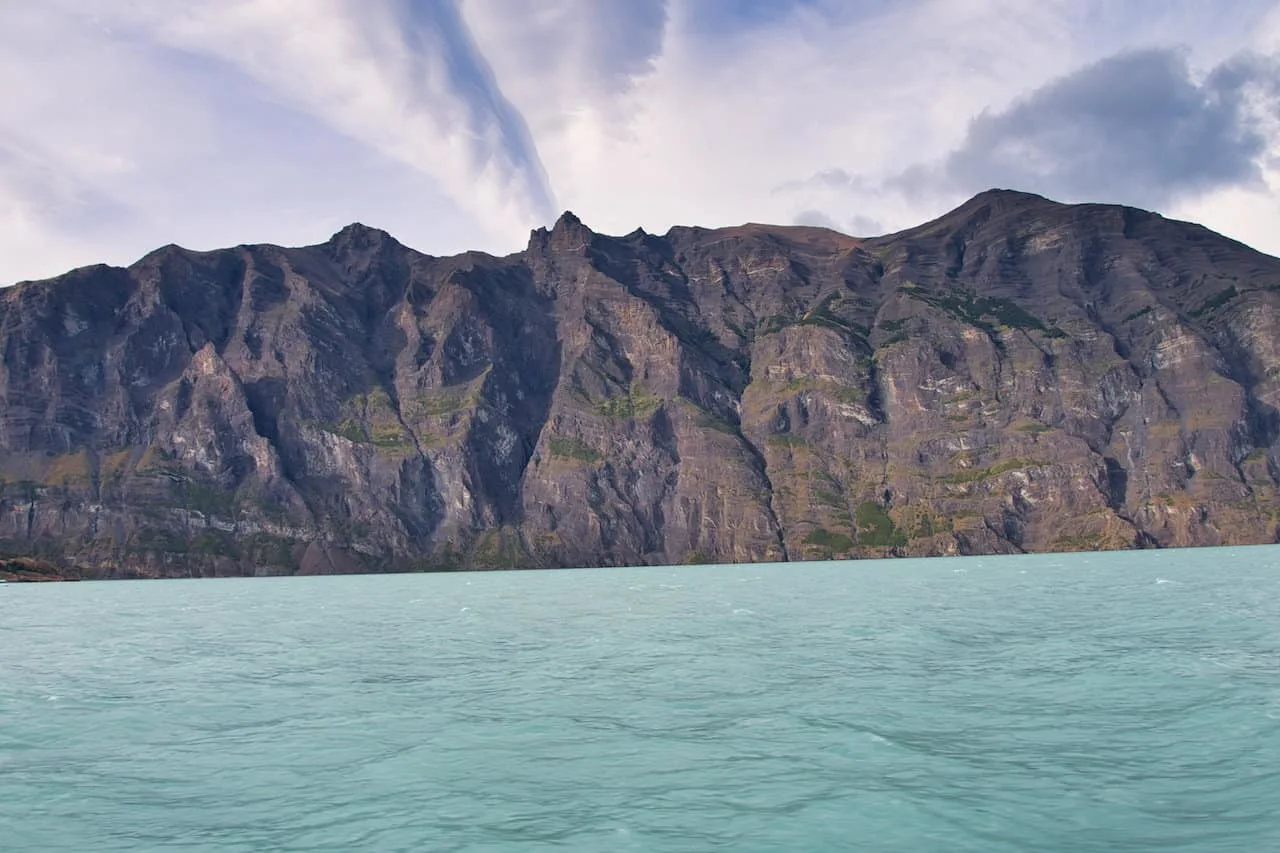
527,192 -> 1064,257
528,210 -> 594,252
321,223 -> 404,271
327,221 -> 395,246
552,210 -> 584,230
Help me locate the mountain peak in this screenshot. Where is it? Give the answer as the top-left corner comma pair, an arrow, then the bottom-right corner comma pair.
960,188 -> 1056,213
128,243 -> 200,274
330,221 -> 391,241
325,222 -> 396,258
553,210 -> 584,231
889,189 -> 1062,239
528,210 -> 594,252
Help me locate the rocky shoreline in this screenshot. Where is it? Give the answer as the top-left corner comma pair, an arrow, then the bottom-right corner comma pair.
0,558 -> 81,582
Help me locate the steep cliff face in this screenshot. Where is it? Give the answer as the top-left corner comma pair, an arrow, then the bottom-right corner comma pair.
2,190 -> 1278,577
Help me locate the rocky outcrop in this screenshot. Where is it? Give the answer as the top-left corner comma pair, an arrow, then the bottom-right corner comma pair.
1,190 -> 1278,577
0,557 -> 79,581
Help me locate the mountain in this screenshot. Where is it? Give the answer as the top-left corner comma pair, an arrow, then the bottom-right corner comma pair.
1,189 -> 1278,578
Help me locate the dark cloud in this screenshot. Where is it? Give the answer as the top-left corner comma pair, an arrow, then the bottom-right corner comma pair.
848,213 -> 885,235
902,48 -> 1280,209
793,209 -> 840,229
400,0 -> 557,219
579,2 -> 668,91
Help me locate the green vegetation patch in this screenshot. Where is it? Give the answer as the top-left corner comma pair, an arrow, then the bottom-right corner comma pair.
405,372 -> 489,420
593,381 -> 663,420
766,433 -> 808,449
755,293 -> 868,341
319,388 -> 415,450
414,389 -> 472,416
813,487 -> 845,509
795,293 -> 862,337
322,418 -> 366,443
471,527 -> 533,569
905,287 -> 1065,339
1015,422 -> 1051,434
674,398 -> 739,435
1122,305 -> 1155,324
802,527 -> 855,552
757,314 -> 794,336
42,450 -> 92,486
0,479 -> 42,501
98,449 -> 133,483
136,446 -> 185,478
1190,286 -> 1239,318
877,332 -> 910,348
547,437 -> 602,464
770,377 -> 866,406
370,423 -> 411,449
1050,533 -> 1104,551
697,411 -> 739,435
941,457 -> 1042,484
854,501 -> 907,548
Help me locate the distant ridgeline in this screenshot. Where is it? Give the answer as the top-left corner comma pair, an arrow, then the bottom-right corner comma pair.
1,189 -> 1278,578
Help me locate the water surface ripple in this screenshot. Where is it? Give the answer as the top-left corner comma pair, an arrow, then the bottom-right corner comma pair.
3,547 -> 1279,851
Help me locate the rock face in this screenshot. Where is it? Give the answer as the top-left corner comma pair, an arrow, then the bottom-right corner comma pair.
0,557 -> 78,582
2,189 -> 1279,578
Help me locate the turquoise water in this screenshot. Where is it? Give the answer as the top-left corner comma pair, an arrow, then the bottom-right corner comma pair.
2,548 -> 1279,851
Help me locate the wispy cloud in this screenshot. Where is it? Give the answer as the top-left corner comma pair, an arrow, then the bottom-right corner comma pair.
3,0 -> 1280,284
112,0 -> 557,235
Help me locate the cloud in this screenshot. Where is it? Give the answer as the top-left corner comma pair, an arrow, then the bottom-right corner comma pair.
541,0 -> 1104,240
678,0 -> 831,38
0,136 -> 121,284
461,0 -> 667,113
104,0 -> 557,238
459,0 -> 670,206
0,3 -> 497,282
5,0 -> 1280,284
793,209 -> 884,236
792,209 -> 841,230
893,48 -> 1280,210
774,169 -> 875,196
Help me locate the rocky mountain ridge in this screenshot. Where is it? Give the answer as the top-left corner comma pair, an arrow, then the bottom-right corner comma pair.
2,189 -> 1278,578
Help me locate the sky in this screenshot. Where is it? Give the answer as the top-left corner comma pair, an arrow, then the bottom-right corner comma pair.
4,0 -> 1280,284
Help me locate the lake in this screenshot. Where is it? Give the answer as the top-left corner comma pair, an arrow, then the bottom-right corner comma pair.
3,547 -> 1279,851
